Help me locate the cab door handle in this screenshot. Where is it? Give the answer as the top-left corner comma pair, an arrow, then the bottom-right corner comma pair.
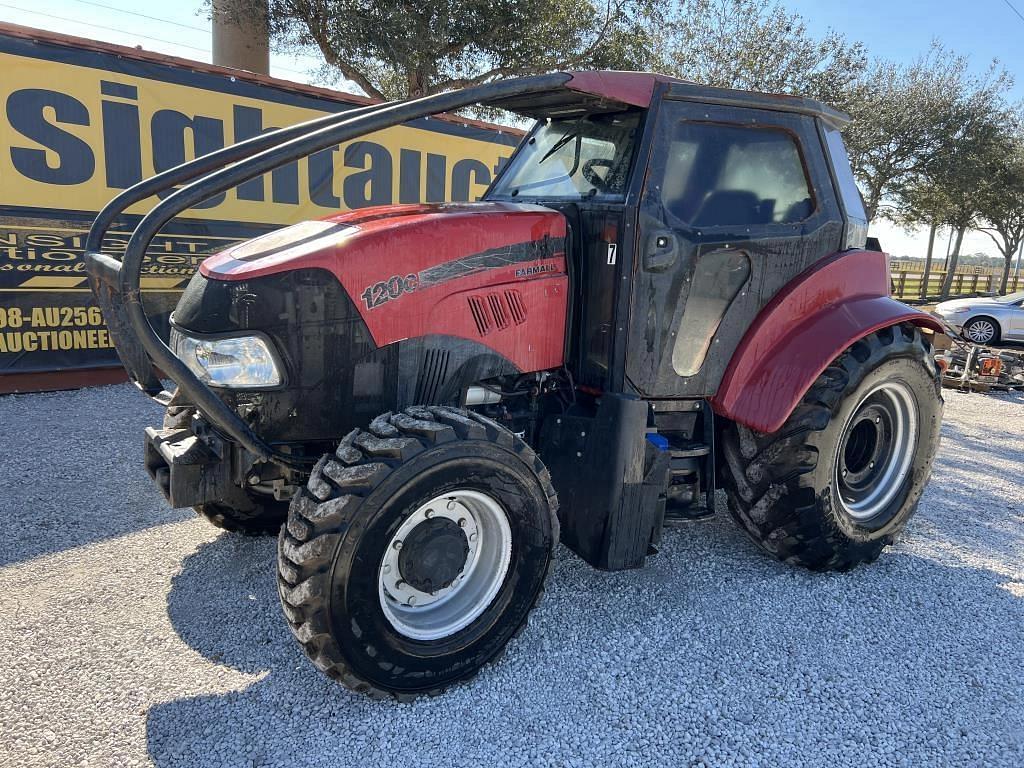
644,230 -> 678,272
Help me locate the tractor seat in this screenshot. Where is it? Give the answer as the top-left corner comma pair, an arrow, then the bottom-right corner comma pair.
782,197 -> 813,222
691,190 -> 772,228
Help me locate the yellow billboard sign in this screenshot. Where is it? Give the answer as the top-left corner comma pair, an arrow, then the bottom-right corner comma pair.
0,25 -> 520,380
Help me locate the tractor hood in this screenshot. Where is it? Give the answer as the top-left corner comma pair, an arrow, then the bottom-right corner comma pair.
201,201 -> 567,299
197,201 -> 568,359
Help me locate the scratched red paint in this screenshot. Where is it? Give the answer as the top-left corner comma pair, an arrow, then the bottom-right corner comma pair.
200,202 -> 568,373
711,249 -> 943,433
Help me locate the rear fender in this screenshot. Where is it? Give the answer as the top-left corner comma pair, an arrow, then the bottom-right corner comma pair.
710,250 -> 943,434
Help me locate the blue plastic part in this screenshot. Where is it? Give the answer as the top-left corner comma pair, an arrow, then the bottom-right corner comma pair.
646,433 -> 670,451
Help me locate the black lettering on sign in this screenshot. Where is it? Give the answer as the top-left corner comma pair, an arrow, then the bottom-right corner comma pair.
426,153 -> 446,202
7,88 -> 95,185
232,105 -> 301,204
100,81 -> 142,189
451,158 -> 490,201
151,109 -> 225,208
309,145 -> 340,207
344,141 -> 392,208
399,148 -> 421,204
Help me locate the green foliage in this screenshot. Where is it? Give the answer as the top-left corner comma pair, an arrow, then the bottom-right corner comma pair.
659,0 -> 867,106
976,127 -> 1024,290
843,45 -> 1014,223
229,0 -> 660,99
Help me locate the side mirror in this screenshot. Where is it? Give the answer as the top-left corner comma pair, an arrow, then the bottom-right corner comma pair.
644,230 -> 678,272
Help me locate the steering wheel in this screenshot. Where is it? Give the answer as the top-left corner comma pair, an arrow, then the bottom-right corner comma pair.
582,159 -> 615,193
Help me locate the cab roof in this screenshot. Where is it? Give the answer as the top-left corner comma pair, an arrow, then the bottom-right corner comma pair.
489,70 -> 849,127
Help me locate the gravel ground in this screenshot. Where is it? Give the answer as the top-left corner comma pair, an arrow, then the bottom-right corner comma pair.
0,384 -> 1022,767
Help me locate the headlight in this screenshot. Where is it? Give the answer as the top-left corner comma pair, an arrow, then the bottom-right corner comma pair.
172,331 -> 282,388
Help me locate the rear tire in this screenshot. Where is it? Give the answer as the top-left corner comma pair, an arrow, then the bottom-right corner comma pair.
719,324 -> 942,571
277,406 -> 558,700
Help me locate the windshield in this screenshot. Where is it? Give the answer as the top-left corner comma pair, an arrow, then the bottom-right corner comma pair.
994,290 -> 1024,304
489,111 -> 641,201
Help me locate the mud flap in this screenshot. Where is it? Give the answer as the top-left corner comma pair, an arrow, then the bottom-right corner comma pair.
539,394 -> 670,570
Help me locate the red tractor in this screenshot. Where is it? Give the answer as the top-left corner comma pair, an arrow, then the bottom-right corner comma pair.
86,71 -> 944,700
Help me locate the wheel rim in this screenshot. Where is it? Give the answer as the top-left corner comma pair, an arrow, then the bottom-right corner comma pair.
378,489 -> 512,641
834,380 -> 919,523
965,319 -> 996,344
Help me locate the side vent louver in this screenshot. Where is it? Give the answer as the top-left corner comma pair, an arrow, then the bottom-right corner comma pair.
487,293 -> 509,330
467,290 -> 528,337
505,289 -> 527,325
468,295 -> 491,336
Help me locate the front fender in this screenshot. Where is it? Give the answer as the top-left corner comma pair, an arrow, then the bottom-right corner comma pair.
710,250 -> 943,434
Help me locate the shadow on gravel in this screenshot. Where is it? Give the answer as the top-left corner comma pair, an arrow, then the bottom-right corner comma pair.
939,420 -> 1022,462
147,509 -> 1024,768
0,385 -> 190,567
928,420 -> 1024,567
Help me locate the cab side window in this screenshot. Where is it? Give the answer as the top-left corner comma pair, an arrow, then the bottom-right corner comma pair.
662,122 -> 814,228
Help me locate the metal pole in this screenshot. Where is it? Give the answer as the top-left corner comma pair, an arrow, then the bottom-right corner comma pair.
212,0 -> 269,74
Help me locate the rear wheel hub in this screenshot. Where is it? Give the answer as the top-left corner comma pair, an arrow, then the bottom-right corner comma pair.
835,381 -> 919,523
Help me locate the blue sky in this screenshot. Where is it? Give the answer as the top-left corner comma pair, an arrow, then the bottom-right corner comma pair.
2,0 -> 1022,259
789,0 -> 1024,100
0,1 -> 330,83
786,0 -> 1024,257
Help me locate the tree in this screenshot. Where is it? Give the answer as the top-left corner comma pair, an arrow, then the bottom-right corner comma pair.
878,56 -> 1013,298
925,117 -> 1008,299
219,0 -> 660,99
841,45 -> 1012,222
977,128 -> 1024,293
659,0 -> 866,107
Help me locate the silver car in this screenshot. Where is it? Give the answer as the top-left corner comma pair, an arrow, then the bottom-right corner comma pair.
934,290 -> 1024,344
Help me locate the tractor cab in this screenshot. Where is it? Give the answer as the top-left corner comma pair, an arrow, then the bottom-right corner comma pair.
485,74 -> 867,400
483,76 -> 875,554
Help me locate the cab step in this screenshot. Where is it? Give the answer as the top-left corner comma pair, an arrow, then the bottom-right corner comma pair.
662,436 -> 716,522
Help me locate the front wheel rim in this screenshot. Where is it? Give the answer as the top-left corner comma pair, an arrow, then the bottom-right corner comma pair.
835,380 -> 919,523
965,320 -> 996,343
378,489 -> 512,641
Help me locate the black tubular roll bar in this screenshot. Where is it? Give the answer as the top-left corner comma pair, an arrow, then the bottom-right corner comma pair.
85,101 -> 388,400
85,73 -> 570,470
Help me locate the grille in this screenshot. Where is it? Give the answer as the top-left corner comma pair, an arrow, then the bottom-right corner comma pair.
415,348 -> 451,404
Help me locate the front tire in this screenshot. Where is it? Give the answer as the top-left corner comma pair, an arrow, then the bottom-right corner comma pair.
720,324 -> 942,571
277,406 -> 558,700
194,498 -> 288,535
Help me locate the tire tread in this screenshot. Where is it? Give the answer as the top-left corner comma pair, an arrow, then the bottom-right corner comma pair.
719,324 -> 942,571
277,406 -> 558,701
